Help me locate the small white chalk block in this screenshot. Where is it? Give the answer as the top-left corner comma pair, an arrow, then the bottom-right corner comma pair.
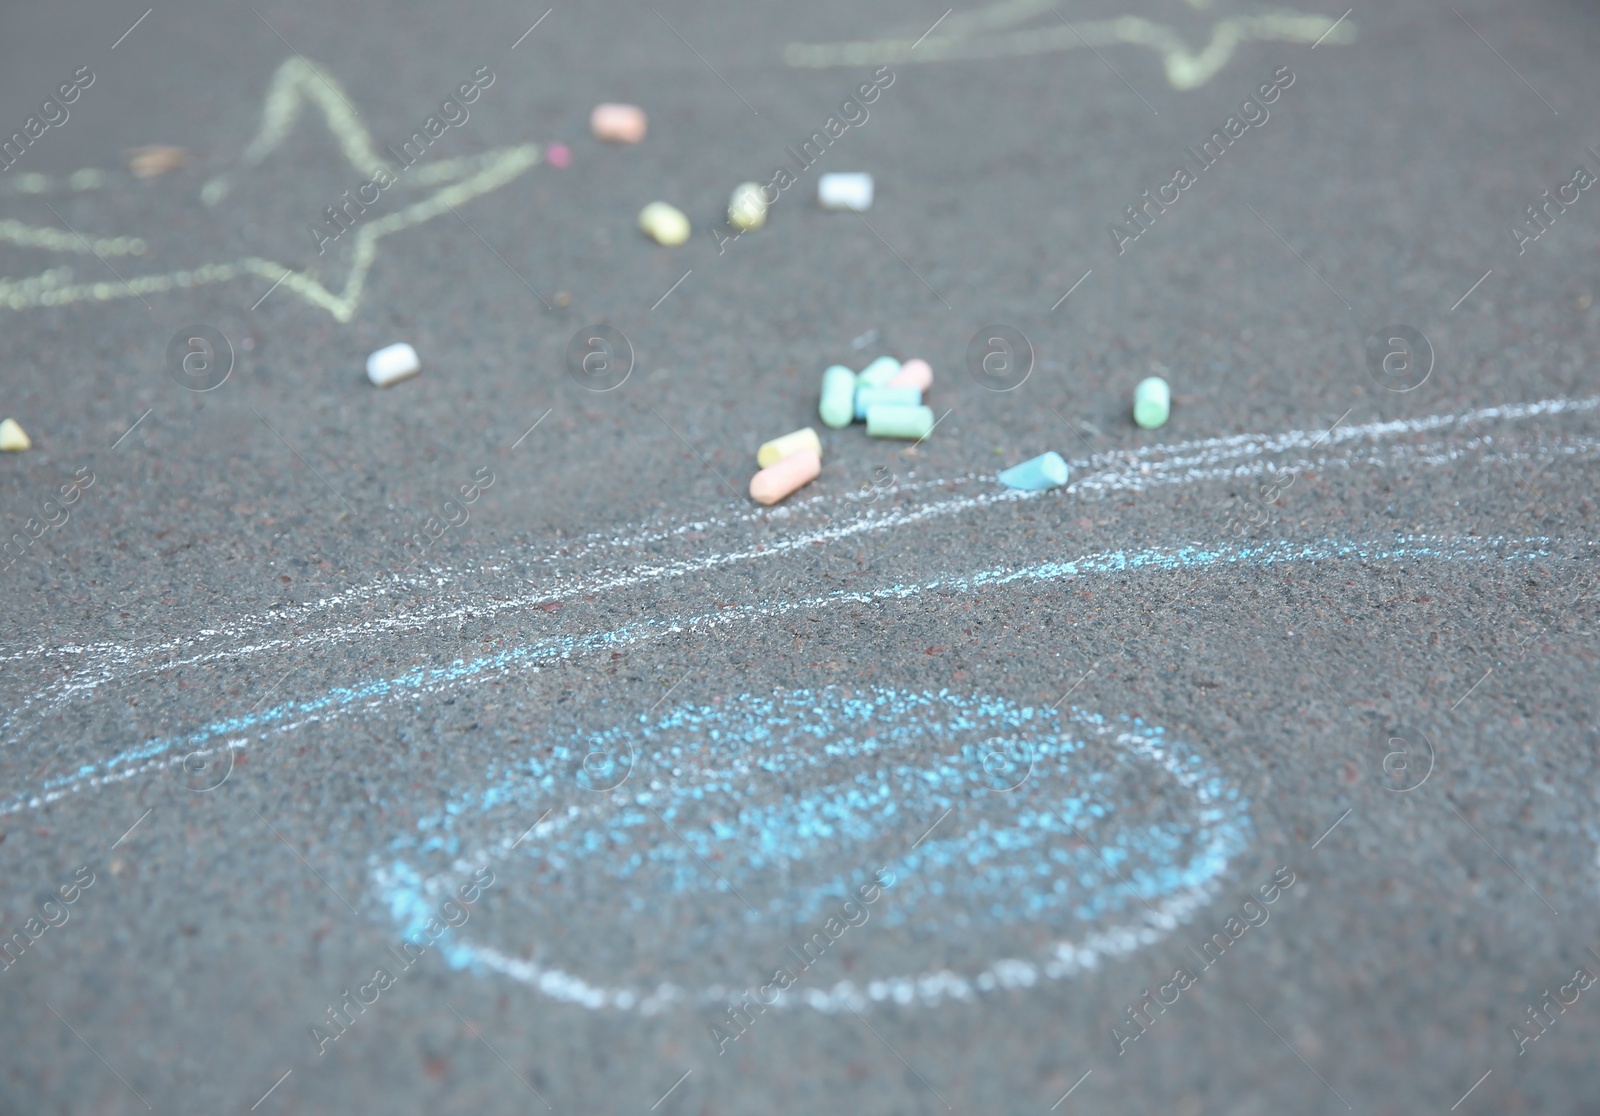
367,342 -> 420,387
818,172 -> 873,211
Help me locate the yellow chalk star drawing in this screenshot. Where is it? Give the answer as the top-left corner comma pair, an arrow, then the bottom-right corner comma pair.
782,0 -> 1355,89
0,58 -> 540,321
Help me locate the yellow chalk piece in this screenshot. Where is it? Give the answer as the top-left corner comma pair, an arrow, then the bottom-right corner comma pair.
0,418 -> 32,452
757,427 -> 822,468
639,201 -> 691,246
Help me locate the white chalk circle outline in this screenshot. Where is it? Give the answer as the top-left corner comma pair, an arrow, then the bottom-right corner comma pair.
373,688 -> 1252,1014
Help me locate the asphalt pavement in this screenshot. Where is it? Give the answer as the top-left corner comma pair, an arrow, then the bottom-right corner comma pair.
1,1 -> 1599,1112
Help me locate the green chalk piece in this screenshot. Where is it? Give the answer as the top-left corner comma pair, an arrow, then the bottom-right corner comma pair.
819,364 -> 857,429
866,403 -> 935,440
1133,376 -> 1170,429
857,356 -> 901,387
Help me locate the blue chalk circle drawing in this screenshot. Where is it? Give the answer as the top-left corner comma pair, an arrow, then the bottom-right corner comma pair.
373,686 -> 1252,1014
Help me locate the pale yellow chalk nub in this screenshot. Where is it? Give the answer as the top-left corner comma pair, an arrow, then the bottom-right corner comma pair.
0,418 -> 31,452
639,201 -> 690,246
729,182 -> 768,231
750,448 -> 820,505
757,427 -> 821,468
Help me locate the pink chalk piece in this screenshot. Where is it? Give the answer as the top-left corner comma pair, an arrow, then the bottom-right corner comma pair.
749,448 -> 821,506
546,142 -> 571,168
590,103 -> 648,144
887,358 -> 933,392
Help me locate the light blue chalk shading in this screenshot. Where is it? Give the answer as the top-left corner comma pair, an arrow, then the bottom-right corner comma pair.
378,687 -> 1254,952
857,356 -> 901,387
854,384 -> 921,420
998,451 -> 1069,492
8,534 -> 1563,820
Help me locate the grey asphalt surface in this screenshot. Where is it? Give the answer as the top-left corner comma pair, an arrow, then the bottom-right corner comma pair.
2,0 -> 1600,1112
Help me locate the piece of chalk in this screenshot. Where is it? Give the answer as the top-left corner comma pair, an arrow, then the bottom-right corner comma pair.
854,384 -> 921,421
750,447 -> 821,505
818,172 -> 873,211
639,201 -> 690,246
856,355 -> 901,387
729,182 -> 768,231
0,417 -> 31,452
590,103 -> 647,144
546,142 -> 571,168
1133,375 -> 1170,429
866,404 -> 934,440
819,365 -> 856,429
366,342 -> 420,387
757,427 -> 822,468
998,451 -> 1069,492
886,358 -> 932,392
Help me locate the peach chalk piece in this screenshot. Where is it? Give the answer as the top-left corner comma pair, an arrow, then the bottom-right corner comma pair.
750,448 -> 820,505
591,103 -> 648,143
887,358 -> 932,392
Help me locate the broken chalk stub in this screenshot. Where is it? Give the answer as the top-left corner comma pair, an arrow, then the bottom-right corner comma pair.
0,417 -> 31,452
757,427 -> 822,468
750,447 -> 820,505
819,365 -> 856,429
367,343 -> 421,387
887,358 -> 932,392
1133,375 -> 1170,429
818,172 -> 873,211
998,451 -> 1068,492
591,103 -> 647,144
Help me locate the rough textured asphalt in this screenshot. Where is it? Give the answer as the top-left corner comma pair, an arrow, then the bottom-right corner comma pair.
1,0 -> 1599,1112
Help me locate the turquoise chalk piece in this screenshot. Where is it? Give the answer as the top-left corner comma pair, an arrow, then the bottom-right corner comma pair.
866,403 -> 935,440
819,364 -> 857,429
854,384 -> 921,421
857,356 -> 901,387
998,451 -> 1069,492
1134,376 -> 1171,429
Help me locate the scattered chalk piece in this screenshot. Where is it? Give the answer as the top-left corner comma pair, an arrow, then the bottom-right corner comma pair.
639,201 -> 690,246
127,145 -> 187,179
1134,375 -> 1170,429
819,365 -> 856,429
0,417 -> 31,452
856,355 -> 900,387
591,103 -> 647,143
886,358 -> 932,392
546,142 -> 571,168
854,384 -> 920,422
757,427 -> 821,468
750,447 -> 820,505
367,342 -> 420,387
998,451 -> 1068,492
818,172 -> 873,211
729,182 -> 768,231
866,403 -> 934,440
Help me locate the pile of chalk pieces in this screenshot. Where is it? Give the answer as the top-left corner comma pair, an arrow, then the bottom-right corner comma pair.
748,355 -> 1082,506
748,353 -> 931,506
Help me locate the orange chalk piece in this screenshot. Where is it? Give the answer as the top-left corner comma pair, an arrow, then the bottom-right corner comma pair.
590,103 -> 648,143
887,358 -> 932,392
749,448 -> 820,506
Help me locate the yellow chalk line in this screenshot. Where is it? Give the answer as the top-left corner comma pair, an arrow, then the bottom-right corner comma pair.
783,9 -> 1356,90
0,58 -> 543,320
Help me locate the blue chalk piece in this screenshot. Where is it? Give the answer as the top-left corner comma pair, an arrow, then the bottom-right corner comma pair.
854,384 -> 921,421
998,451 -> 1069,492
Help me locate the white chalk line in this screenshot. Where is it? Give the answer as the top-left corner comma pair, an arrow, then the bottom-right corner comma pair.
0,531 -> 1577,821
2,396 -> 1597,729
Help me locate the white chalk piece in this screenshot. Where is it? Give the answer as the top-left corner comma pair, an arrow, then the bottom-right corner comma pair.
367,343 -> 421,387
818,172 -> 873,211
